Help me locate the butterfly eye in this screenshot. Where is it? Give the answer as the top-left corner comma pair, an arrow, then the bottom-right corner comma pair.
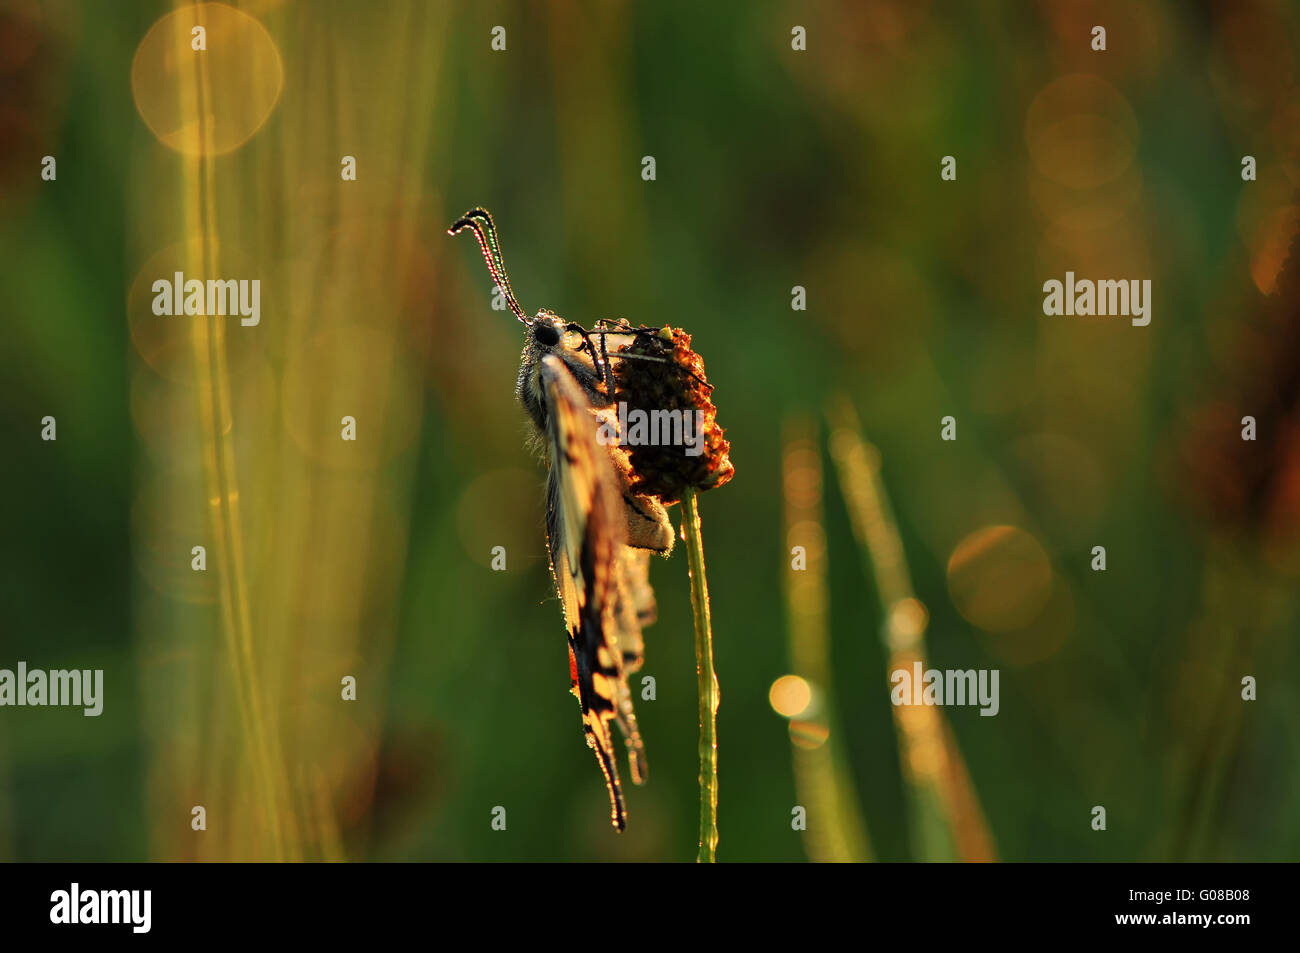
533,323 -> 561,347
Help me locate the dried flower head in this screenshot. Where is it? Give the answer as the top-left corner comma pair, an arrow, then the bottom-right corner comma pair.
613,324 -> 735,503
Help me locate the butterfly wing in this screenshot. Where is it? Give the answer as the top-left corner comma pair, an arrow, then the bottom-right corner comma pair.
539,354 -> 645,830
608,547 -> 658,784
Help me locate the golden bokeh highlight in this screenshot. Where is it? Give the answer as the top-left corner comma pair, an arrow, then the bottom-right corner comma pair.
886,597 -> 929,651
131,3 -> 283,156
782,442 -> 823,510
789,720 -> 831,751
1030,161 -> 1143,240
127,239 -> 263,384
889,651 -> 944,783
1026,74 -> 1139,190
785,519 -> 826,568
894,699 -> 944,782
768,674 -> 813,719
947,524 -> 1053,633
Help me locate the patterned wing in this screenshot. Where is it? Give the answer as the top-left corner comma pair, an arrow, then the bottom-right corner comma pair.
539,354 -> 642,831
609,547 -> 657,784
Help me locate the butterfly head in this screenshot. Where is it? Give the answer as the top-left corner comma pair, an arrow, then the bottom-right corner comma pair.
529,309 -> 564,348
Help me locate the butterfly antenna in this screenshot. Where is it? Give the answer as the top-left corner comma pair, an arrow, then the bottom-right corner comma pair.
448,207 -> 531,325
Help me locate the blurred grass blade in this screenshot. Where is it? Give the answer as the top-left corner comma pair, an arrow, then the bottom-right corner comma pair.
827,397 -> 996,863
183,29 -> 294,862
777,414 -> 872,862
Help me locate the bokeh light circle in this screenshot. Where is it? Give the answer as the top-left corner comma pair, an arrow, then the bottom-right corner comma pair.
769,675 -> 812,719
1026,74 -> 1138,190
946,525 -> 1053,633
131,3 -> 283,156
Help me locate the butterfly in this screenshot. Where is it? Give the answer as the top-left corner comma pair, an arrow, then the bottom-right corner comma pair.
449,207 -> 675,831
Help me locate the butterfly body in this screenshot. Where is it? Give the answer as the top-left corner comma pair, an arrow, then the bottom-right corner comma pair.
450,208 -> 672,830
519,313 -> 676,554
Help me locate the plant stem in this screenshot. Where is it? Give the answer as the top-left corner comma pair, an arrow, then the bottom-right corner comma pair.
681,488 -> 719,863
184,43 -> 291,861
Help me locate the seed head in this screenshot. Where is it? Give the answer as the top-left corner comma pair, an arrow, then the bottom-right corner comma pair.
613,325 -> 735,503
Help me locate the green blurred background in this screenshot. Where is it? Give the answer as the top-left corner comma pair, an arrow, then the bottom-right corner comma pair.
2,0 -> 1298,862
